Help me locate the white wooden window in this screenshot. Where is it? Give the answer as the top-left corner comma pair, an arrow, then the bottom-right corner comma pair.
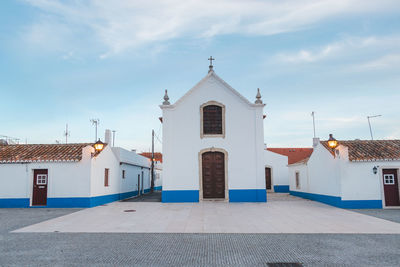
295,172 -> 300,189
36,174 -> 47,185
384,174 -> 395,185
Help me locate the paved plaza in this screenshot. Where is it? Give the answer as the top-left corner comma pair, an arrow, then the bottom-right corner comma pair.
1,194 -> 400,266
14,194 -> 400,234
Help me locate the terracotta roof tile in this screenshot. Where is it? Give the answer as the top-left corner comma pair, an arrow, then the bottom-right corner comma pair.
0,143 -> 94,163
140,152 -> 163,163
267,148 -> 313,164
320,140 -> 400,161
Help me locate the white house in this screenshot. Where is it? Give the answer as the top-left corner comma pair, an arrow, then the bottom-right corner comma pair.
264,147 -> 313,193
0,141 -> 151,208
160,65 -> 266,202
264,148 -> 289,192
140,152 -> 163,191
289,138 -> 400,209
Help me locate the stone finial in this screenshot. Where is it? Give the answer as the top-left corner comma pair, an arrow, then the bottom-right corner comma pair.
163,89 -> 170,105
255,88 -> 263,104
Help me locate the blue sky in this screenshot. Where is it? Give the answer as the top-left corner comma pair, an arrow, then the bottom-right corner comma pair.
1,0 -> 400,152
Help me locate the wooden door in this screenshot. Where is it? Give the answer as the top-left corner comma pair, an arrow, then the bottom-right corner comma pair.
382,169 -> 400,206
265,167 -> 272,190
32,169 -> 48,206
202,152 -> 225,199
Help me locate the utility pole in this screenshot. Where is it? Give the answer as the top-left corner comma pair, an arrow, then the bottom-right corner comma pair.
151,129 -> 155,192
90,119 -> 100,141
311,111 -> 316,138
367,115 -> 382,140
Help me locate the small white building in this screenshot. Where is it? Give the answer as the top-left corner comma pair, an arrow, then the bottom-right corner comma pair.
264,149 -> 289,192
289,138 -> 400,209
140,152 -> 163,191
0,142 -> 151,208
160,65 -> 266,202
263,147 -> 313,193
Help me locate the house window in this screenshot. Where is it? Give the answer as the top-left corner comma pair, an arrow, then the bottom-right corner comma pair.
295,172 -> 300,189
36,174 -> 47,185
200,101 -> 225,138
122,170 -> 126,179
384,174 -> 395,185
104,168 -> 109,187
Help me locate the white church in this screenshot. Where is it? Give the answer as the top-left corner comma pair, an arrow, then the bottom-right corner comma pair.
160,59 -> 266,202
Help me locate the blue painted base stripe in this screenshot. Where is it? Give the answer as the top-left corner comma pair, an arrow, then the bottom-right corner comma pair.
290,191 -> 382,209
229,189 -> 267,202
162,190 -> 199,202
154,186 -> 162,191
0,190 -> 140,208
273,185 -> 289,193
0,198 -> 30,208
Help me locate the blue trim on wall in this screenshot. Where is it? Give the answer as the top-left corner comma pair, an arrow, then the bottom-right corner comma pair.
154,186 -> 162,191
273,185 -> 289,193
290,190 -> 382,209
0,190 -> 139,208
162,190 -> 199,202
144,188 -> 151,194
229,189 -> 267,202
0,198 -> 30,208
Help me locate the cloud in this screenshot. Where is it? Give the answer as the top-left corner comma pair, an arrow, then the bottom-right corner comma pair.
22,0 -> 400,57
276,36 -> 400,63
349,54 -> 400,71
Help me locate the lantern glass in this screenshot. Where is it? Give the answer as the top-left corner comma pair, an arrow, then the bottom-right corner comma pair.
94,139 -> 104,152
327,134 -> 338,149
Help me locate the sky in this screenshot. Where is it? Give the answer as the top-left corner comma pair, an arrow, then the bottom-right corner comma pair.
1,0 -> 400,152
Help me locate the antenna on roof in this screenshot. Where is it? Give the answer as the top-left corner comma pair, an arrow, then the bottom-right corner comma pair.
367,115 -> 382,140
64,123 -> 70,144
311,111 -> 316,138
90,119 -> 100,141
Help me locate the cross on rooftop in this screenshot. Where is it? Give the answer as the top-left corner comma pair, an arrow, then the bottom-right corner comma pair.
208,56 -> 215,72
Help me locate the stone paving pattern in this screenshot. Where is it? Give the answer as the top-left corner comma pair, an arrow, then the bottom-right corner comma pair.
15,194 -> 400,233
1,198 -> 400,266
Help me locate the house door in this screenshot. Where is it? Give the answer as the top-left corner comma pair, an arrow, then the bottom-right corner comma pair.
265,167 -> 272,190
32,169 -> 48,206
202,151 -> 225,199
382,169 -> 400,206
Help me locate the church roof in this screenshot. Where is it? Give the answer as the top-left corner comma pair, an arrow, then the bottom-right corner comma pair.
160,70 -> 264,108
321,139 -> 400,162
0,143 -> 97,163
267,148 -> 313,164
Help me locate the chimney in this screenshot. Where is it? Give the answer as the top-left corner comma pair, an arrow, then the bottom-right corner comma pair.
313,137 -> 320,147
104,129 -> 112,145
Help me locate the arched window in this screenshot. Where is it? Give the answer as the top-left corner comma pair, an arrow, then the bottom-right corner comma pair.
200,101 -> 225,138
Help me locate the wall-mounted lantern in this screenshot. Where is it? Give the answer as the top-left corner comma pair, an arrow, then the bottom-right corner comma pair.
94,139 -> 105,152
373,166 -> 378,174
328,134 -> 338,149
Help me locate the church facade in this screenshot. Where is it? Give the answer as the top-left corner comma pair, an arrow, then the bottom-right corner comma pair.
160,64 -> 266,202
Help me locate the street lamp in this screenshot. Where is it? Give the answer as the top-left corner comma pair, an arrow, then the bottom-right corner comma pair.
327,134 -> 338,149
94,139 -> 105,152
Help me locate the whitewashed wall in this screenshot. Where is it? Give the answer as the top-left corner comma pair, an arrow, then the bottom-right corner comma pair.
162,72 -> 265,194
264,149 -> 289,188
306,143 -> 341,196
0,146 -> 93,202
288,162 -> 309,192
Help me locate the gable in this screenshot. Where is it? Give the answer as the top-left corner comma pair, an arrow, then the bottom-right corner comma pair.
161,70 -> 263,109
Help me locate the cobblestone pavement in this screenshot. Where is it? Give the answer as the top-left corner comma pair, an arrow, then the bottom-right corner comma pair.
352,209 -> 400,223
1,209 -> 400,266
